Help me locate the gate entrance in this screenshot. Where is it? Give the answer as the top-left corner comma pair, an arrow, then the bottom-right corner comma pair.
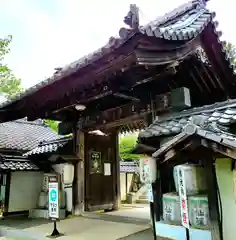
84,132 -> 118,212
0,2 -> 230,232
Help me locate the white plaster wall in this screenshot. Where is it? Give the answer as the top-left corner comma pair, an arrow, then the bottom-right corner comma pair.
120,173 -> 134,201
120,173 -> 126,201
216,158 -> 236,240
8,171 -> 44,212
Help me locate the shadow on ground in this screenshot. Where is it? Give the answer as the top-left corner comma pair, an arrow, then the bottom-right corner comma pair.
117,228 -> 153,240
117,228 -> 172,240
0,216 -> 50,229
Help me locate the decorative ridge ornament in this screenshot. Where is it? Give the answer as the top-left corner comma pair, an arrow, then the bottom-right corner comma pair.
123,4 -> 140,29
183,124 -> 197,135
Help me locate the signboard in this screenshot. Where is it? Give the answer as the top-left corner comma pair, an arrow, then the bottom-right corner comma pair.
90,151 -> 102,174
104,163 -> 111,176
177,167 -> 189,229
48,175 -> 59,219
140,158 -> 156,184
147,184 -> 153,203
140,159 -> 150,184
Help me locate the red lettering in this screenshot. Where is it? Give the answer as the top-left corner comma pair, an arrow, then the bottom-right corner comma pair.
181,200 -> 186,210
183,213 -> 187,224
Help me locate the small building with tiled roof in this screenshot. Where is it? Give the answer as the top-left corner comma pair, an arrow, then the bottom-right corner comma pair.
136,98 -> 236,240
0,118 -> 60,152
0,118 -> 64,218
137,98 -> 236,150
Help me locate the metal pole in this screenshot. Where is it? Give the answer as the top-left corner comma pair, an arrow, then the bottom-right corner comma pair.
150,183 -> 157,240
50,220 -> 60,237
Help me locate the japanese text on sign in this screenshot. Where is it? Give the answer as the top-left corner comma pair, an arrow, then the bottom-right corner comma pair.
147,184 -> 153,203
48,181 -> 59,219
177,167 -> 189,229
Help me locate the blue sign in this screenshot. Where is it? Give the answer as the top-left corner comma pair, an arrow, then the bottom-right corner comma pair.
48,180 -> 59,219
50,189 -> 58,202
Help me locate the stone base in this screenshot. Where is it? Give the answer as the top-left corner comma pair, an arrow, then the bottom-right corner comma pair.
29,208 -> 66,219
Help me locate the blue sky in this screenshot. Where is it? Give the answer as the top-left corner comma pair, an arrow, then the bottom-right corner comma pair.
0,0 -> 235,89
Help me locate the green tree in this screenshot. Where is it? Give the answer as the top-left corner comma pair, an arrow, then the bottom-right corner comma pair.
0,35 -> 11,72
0,36 -> 59,133
44,120 -> 59,133
0,35 -> 23,99
224,42 -> 236,65
119,134 -> 144,161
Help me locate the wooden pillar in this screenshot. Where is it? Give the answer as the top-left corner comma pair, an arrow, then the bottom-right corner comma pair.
74,129 -> 85,215
146,112 -> 158,239
111,129 -> 121,210
204,154 -> 222,240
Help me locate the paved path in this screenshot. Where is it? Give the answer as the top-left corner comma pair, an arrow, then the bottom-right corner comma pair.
104,204 -> 150,220
1,217 -> 150,240
117,228 -> 153,240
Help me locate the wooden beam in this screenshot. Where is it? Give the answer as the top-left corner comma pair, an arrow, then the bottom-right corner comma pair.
153,160 -> 162,222
113,93 -> 140,101
111,129 -> 120,210
74,130 -> 85,215
82,92 -> 171,129
201,25 -> 234,98
203,152 -> 222,240
28,64 -> 175,121
201,139 -> 236,160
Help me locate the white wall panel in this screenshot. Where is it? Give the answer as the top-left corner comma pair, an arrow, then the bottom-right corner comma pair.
8,171 -> 44,212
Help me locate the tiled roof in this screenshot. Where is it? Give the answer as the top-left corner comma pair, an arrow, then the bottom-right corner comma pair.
140,1 -> 213,40
152,115 -> 236,159
120,161 -> 139,173
0,0 -> 215,109
139,99 -> 236,139
0,161 -> 38,171
0,118 -> 61,151
0,155 -> 39,171
24,136 -> 72,156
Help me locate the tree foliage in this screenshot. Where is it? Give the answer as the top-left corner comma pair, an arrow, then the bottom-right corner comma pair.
119,134 -> 144,161
224,42 -> 236,65
44,120 -> 59,133
0,35 -> 23,99
0,35 -> 60,134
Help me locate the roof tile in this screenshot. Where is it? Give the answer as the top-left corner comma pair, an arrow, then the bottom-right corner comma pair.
139,99 -> 236,139
0,0 -> 214,109
0,118 -> 61,151
24,136 -> 72,156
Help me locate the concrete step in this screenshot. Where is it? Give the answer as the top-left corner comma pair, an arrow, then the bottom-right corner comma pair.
139,195 -> 148,200
135,199 -> 149,204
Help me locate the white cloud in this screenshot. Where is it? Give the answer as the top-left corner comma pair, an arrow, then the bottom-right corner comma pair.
1,0 -> 235,89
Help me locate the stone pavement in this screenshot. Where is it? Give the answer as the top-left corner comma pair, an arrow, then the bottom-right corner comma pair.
104,204 -> 150,220
0,217 -> 150,240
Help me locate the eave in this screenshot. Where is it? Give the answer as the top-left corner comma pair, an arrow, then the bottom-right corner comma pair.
1,1 -> 235,124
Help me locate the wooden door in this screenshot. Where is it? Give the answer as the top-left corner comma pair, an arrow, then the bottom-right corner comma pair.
84,133 -> 117,212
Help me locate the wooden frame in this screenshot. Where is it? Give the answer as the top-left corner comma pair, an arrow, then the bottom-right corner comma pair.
0,171 -> 11,217
151,137 -> 224,240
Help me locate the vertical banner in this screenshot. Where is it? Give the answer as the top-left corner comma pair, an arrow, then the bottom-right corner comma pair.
140,158 -> 156,203
48,175 -> 59,219
140,158 -> 157,184
177,167 -> 189,229
147,183 -> 153,203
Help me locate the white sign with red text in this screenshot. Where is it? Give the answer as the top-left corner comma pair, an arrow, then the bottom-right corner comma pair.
177,167 -> 189,229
